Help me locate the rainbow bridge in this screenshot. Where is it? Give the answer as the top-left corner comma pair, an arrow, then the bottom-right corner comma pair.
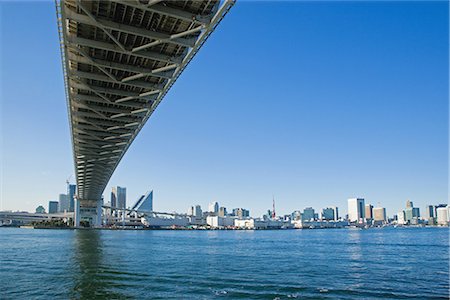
56,0 -> 234,226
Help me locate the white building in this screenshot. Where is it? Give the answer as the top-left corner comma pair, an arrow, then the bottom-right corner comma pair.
348,198 -> 365,222
234,218 -> 268,229
397,211 -> 406,225
436,206 -> 449,226
206,216 -> 235,228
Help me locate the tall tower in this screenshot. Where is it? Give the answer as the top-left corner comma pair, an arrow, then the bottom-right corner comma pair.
272,196 -> 276,219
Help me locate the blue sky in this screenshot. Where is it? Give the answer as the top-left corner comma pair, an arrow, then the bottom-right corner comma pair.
1,1 -> 448,217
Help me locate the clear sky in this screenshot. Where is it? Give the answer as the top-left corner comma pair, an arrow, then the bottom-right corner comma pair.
1,1 -> 448,217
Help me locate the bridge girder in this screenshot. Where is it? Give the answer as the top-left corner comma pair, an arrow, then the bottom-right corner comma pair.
56,0 -> 235,214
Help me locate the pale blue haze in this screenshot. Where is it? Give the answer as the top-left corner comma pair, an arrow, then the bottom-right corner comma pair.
1,1 -> 448,216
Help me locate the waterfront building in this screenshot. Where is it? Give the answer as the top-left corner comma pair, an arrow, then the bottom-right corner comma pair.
436,206 -> 449,225
132,190 -> 153,212
58,194 -> 70,212
348,198 -> 365,222
365,204 -> 373,220
67,184 -> 76,212
35,205 -> 46,214
232,208 -> 250,219
301,207 -> 316,221
208,201 -> 219,214
234,218 -> 268,230
111,186 -> 126,209
321,207 -> 335,221
48,201 -> 58,214
373,207 -> 386,222
218,206 -> 227,217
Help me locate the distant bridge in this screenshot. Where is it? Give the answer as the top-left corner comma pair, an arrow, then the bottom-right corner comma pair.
56,0 -> 234,226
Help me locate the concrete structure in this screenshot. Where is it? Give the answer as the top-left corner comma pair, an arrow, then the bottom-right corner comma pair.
348,198 -> 365,223
131,190 -> 153,212
59,194 -> 70,212
48,201 -> 59,214
365,204 -> 373,220
423,205 -> 434,219
208,201 -> 219,214
56,0 -> 235,226
373,207 -> 386,222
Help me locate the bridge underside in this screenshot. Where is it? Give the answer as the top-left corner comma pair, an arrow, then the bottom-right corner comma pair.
57,0 -> 234,226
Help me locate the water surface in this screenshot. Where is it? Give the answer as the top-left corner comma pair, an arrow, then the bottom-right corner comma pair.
1,227 -> 448,299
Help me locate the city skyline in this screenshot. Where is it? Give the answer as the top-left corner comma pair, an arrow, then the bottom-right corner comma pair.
1,1 -> 448,217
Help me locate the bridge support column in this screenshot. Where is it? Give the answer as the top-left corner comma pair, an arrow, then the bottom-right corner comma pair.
74,199 -> 103,227
74,198 -> 80,227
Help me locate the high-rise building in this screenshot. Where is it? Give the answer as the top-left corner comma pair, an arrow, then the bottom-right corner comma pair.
423,205 -> 434,219
321,207 -> 335,221
208,201 -> 219,214
194,205 -> 203,219
365,204 -> 373,220
188,206 -> 195,216
302,207 -> 316,221
434,204 -> 447,218
218,206 -> 227,217
111,186 -> 126,209
67,184 -> 76,212
59,194 -> 70,212
405,201 -> 420,223
397,211 -> 406,225
373,207 -> 386,222
332,206 -> 339,221
232,208 -> 250,219
348,198 -> 365,222
436,206 -> 449,225
132,190 -> 153,212
48,201 -> 59,214
36,205 -> 46,214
